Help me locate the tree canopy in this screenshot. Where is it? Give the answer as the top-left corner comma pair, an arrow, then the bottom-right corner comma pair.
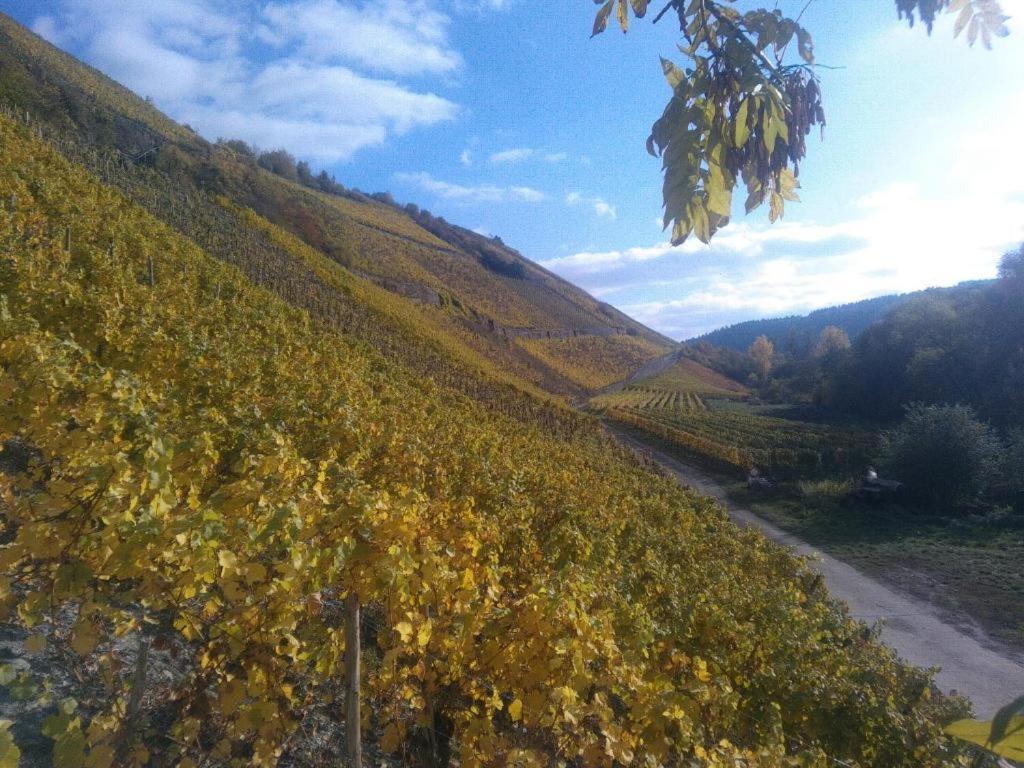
592,0 -> 1008,246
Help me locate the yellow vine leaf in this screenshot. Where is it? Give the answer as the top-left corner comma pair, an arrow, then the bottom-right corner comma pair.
395,622 -> 413,643
417,621 -> 432,648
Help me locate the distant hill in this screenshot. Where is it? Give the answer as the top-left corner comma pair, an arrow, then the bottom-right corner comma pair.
689,281 -> 993,353
0,12 -> 673,399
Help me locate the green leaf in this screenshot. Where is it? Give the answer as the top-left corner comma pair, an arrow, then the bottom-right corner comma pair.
763,116 -> 778,153
0,721 -> 20,768
945,716 -> 1024,761
52,728 -> 86,768
660,57 -> 684,90
54,560 -> 92,598
670,217 -> 690,246
991,695 -> 1024,744
744,186 -> 765,214
769,190 -> 784,223
734,99 -> 750,147
690,200 -> 711,243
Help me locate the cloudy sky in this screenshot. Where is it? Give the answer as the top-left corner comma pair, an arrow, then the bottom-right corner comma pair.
7,0 -> 1024,339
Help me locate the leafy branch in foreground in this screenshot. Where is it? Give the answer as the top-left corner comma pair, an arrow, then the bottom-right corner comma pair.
593,0 -> 1008,246
945,694 -> 1024,762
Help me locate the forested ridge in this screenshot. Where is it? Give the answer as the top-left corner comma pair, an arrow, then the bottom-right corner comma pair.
689,281 -> 992,354
826,259 -> 1024,426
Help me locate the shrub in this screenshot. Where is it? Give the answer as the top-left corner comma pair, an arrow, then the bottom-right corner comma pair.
257,148 -> 298,181
798,477 -> 854,509
999,428 -> 1024,512
881,403 -> 1001,509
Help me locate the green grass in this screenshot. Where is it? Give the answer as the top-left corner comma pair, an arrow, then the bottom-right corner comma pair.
723,480 -> 1024,652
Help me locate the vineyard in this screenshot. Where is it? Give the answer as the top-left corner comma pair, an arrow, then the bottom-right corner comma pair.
0,106 -> 972,768
593,360 -> 874,475
515,335 -> 669,391
639,357 -> 749,397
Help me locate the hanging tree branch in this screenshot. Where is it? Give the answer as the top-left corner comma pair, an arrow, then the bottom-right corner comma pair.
592,0 -> 1008,246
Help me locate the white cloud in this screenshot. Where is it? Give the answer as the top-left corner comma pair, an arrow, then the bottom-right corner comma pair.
460,149 -> 473,167
547,155 -> 1024,339
179,106 -> 389,161
484,147 -> 569,165
30,15 -> 61,44
509,185 -> 546,202
251,62 -> 457,132
35,0 -> 460,162
592,199 -> 617,220
396,172 -> 546,203
544,241 -> 675,274
565,191 -> 616,220
489,147 -> 534,164
260,0 -> 461,76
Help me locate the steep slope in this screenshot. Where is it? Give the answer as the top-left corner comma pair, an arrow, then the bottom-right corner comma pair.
638,357 -> 749,397
690,281 -> 993,353
0,12 -> 673,399
0,104 -> 967,768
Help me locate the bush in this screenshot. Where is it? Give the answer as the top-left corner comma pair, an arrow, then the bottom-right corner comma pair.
881,403 -> 1001,509
998,428 -> 1024,512
798,477 -> 854,509
257,148 -> 298,181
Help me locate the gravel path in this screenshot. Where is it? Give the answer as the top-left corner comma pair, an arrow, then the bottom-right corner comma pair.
610,426 -> 1024,719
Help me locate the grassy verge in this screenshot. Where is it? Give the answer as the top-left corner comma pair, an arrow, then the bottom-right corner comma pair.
723,477 -> 1024,654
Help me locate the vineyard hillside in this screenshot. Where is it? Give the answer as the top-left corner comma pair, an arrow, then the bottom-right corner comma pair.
515,334 -> 670,391
0,12 -> 673,399
639,357 -> 749,397
0,12 -> 979,767
0,95 -> 969,768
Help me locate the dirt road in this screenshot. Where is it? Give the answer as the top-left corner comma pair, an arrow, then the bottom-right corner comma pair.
611,426 -> 1024,719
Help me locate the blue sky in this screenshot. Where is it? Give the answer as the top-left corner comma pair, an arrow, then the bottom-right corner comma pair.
7,0 -> 1024,339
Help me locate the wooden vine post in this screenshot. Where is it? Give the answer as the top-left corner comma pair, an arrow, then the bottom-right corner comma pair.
126,633 -> 150,728
345,591 -> 362,768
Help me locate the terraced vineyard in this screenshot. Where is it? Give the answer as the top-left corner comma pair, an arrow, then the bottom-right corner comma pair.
594,360 -> 875,475
516,334 -> 669,391
592,386 -> 707,412
637,356 -> 749,397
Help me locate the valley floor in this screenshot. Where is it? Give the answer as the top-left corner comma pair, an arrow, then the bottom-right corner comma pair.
608,424 -> 1024,720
